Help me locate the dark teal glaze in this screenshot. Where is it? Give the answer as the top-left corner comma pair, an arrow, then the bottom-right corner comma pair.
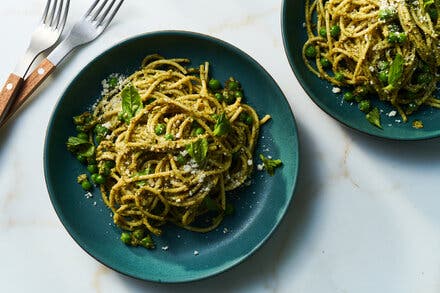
281,0 -> 440,140
44,31 -> 299,283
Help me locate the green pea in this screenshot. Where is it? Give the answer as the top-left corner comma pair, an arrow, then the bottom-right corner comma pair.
133,229 -> 145,240
120,232 -> 132,245
244,114 -> 253,125
319,27 -> 327,37
320,57 -> 331,68
235,91 -> 244,98
155,123 -> 166,135
223,91 -> 236,104
101,166 -> 111,176
87,164 -> 98,174
305,45 -> 317,58
240,113 -> 253,125
77,154 -> 87,164
81,180 -> 92,191
388,31 -> 399,43
215,93 -> 224,102
165,134 -> 174,141
228,80 -> 240,91
379,8 -> 396,21
208,79 -> 222,91
334,72 -> 344,82
358,100 -> 371,113
105,160 -> 116,168
330,25 -> 340,38
77,132 -> 88,140
195,127 -> 205,135
343,92 -> 354,101
92,173 -> 105,185
378,71 -> 388,84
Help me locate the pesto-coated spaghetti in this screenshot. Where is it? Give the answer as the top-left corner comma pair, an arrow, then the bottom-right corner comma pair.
303,0 -> 440,123
78,55 -> 270,237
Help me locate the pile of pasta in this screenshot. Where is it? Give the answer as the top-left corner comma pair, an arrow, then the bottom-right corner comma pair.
92,55 -> 267,235
303,0 -> 440,121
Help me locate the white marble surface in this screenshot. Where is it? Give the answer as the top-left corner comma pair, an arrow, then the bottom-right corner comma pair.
0,0 -> 439,292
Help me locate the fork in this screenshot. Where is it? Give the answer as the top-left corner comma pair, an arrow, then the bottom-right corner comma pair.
0,0 -> 124,128
0,0 -> 69,124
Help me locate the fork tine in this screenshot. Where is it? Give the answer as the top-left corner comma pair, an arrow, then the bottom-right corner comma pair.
52,0 -> 63,28
41,0 -> 51,23
96,0 -> 115,25
101,0 -> 124,29
45,0 -> 57,25
56,0 -> 70,30
84,0 -> 100,18
90,0 -> 108,21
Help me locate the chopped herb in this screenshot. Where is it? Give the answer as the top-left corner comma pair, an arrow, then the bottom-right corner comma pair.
186,138 -> 208,165
140,235 -> 155,249
73,112 -> 95,132
133,168 -> 152,187
213,112 -> 231,136
107,76 -> 119,89
259,154 -> 282,176
384,54 -> 404,91
120,85 -> 143,123
132,229 -> 145,240
366,107 -> 382,128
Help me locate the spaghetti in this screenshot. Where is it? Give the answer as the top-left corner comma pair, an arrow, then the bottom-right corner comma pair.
87,55 -> 269,236
303,0 -> 440,123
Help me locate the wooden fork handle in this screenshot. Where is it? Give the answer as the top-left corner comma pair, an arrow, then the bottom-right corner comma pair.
0,73 -> 23,122
0,58 -> 56,127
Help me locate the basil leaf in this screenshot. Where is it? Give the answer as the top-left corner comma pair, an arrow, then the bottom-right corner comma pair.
213,112 -> 231,136
66,137 -> 95,157
120,85 -> 143,123
384,54 -> 404,91
366,107 -> 382,129
186,138 -> 208,165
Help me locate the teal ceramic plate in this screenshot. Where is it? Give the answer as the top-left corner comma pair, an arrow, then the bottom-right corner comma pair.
44,31 -> 299,283
281,0 -> 440,140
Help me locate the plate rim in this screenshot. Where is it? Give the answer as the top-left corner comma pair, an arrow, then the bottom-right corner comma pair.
281,0 -> 440,141
44,29 -> 300,283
